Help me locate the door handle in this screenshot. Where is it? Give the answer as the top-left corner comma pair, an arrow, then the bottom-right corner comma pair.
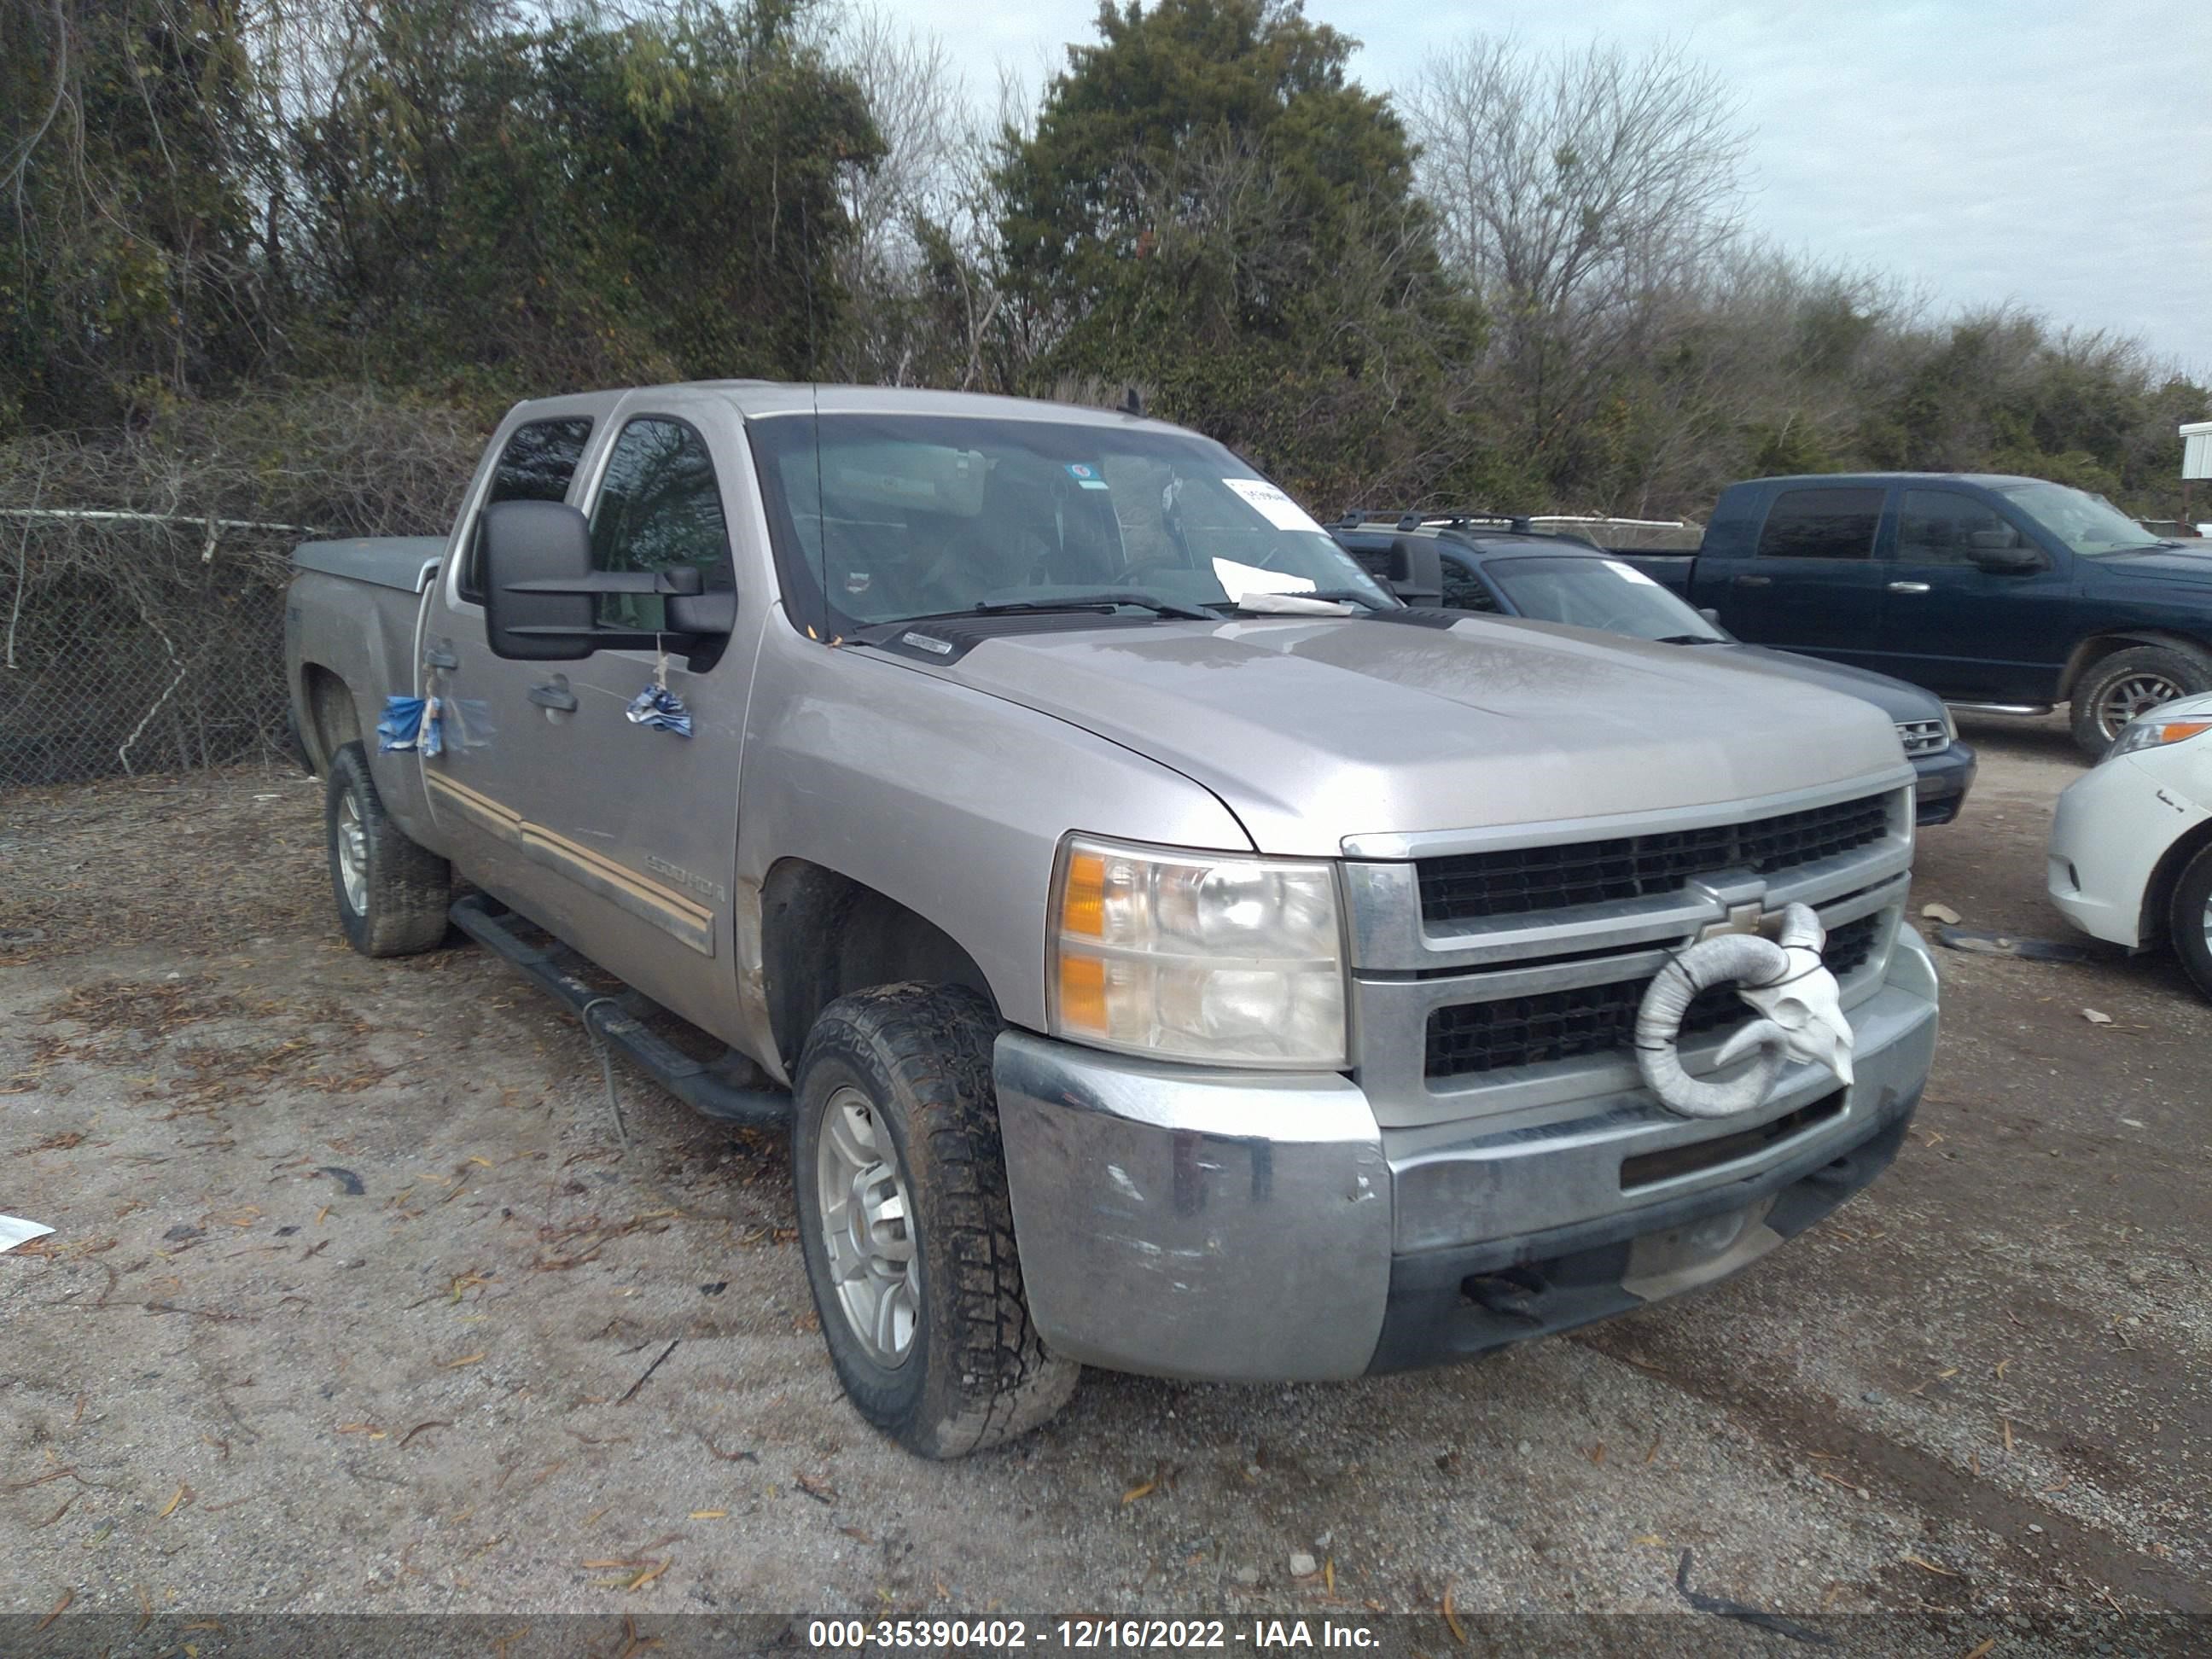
1732,574 -> 1772,588
528,682 -> 578,712
1887,581 -> 1931,595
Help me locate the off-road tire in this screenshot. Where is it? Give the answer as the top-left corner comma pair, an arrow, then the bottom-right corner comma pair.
791,983 -> 1079,1458
324,741 -> 451,958
2167,841 -> 2212,1004
2070,643 -> 2212,758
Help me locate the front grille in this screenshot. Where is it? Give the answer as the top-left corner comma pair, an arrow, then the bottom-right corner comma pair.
1417,794 -> 1892,923
1895,719 -> 1949,755
1424,912 -> 1883,1080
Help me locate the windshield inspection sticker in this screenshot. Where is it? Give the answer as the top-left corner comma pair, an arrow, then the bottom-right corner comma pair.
1063,463 -> 1111,491
1605,559 -> 1661,586
1223,477 -> 1324,533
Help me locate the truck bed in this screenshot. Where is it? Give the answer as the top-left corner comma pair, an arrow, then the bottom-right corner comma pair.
293,537 -> 447,593
285,538 -> 446,838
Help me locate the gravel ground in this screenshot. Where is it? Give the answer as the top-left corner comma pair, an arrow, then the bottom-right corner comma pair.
2,717 -> 2205,1654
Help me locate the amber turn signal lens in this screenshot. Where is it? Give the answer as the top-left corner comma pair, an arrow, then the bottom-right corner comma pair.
1061,851 -> 1107,937
1056,949 -> 1108,1030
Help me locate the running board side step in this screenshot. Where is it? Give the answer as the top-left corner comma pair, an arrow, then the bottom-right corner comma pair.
449,893 -> 791,1126
1944,701 -> 2053,717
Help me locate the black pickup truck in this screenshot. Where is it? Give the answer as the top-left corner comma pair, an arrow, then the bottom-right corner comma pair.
1612,473 -> 2212,756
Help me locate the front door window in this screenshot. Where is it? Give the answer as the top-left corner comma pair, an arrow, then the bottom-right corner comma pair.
1895,490 -> 2031,565
590,417 -> 735,634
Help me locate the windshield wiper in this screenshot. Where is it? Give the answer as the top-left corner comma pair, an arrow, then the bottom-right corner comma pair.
1654,634 -> 1728,645
901,591 -> 1218,623
1220,588 -> 1392,613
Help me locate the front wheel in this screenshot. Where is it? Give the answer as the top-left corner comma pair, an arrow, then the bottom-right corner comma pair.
2070,644 -> 2212,757
2168,841 -> 2212,1004
324,741 -> 451,958
790,984 -> 1078,1458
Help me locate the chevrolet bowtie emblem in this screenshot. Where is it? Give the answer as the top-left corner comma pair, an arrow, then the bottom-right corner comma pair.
1698,901 -> 1767,941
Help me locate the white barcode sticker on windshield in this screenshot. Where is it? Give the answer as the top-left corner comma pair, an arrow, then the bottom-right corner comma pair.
1605,559 -> 1660,586
1223,478 -> 1324,533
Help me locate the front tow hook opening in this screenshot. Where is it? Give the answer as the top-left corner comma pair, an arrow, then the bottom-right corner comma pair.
1461,1265 -> 1550,1325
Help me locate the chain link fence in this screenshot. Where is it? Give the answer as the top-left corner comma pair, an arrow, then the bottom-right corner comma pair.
0,393 -> 483,792
1,513 -> 312,789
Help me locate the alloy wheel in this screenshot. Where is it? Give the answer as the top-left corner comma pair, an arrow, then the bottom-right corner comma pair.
814,1085 -> 919,1366
2098,673 -> 2185,740
335,789 -> 369,914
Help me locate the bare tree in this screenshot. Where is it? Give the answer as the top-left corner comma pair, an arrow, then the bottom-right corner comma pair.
817,4 -> 992,384
830,5 -> 965,252
1405,36 -> 1749,477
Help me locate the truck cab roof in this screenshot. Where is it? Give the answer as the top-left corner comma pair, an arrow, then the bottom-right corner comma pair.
500,380 -> 1191,436
1729,471 -> 2049,492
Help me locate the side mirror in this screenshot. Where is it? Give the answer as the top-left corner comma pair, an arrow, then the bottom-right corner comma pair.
1697,606 -> 1722,626
1383,536 -> 1444,605
484,501 -> 597,661
1965,541 -> 2044,574
481,500 -> 734,660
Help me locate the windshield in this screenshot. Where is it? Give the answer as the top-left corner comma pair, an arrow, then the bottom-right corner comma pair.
747,411 -> 1390,634
1992,480 -> 2162,556
1483,555 -> 1725,642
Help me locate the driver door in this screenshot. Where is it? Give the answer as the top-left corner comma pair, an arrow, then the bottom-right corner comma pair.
1869,487 -> 2078,701
452,396 -> 757,1042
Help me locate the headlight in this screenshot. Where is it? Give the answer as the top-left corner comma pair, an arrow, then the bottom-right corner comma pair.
1048,835 -> 1348,1067
2105,716 -> 2212,762
1941,705 -> 1958,743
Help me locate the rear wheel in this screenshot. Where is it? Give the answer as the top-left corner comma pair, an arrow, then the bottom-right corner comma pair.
2070,644 -> 2212,757
2167,841 -> 2212,1004
324,741 -> 451,958
790,983 -> 1077,1458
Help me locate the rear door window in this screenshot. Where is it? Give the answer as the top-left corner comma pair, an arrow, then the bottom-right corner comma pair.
459,417 -> 594,601
1440,553 -> 1500,612
1755,487 -> 1885,560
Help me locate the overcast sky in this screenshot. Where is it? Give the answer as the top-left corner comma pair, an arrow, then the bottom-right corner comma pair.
893,0 -> 2211,375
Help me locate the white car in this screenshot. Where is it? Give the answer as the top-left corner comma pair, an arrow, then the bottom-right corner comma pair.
2048,690 -> 2212,998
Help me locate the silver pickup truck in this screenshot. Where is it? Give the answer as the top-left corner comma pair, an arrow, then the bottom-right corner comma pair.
285,382 -> 1941,1457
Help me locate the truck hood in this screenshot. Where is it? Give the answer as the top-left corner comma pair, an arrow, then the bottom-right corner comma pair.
916,614 -> 1909,856
2097,545 -> 2212,585
1711,642 -> 1947,725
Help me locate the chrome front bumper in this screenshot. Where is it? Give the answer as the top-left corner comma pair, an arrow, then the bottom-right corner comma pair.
994,926 -> 1940,1382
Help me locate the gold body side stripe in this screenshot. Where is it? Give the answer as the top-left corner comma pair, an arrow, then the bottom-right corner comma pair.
427,771 -> 715,957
